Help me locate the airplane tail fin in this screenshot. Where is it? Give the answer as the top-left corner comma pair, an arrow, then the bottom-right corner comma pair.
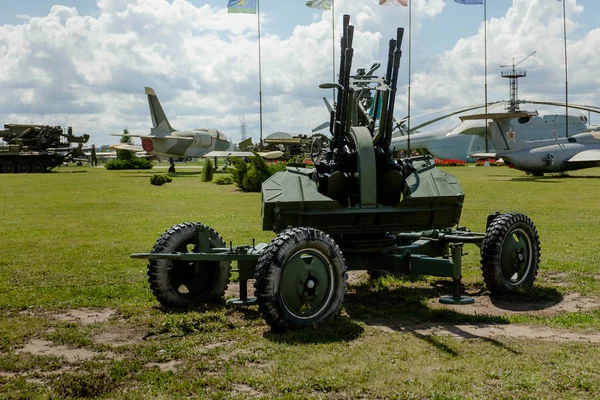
488,119 -> 525,152
145,87 -> 176,136
460,112 -> 532,153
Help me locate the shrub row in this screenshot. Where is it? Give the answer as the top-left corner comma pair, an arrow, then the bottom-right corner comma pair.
105,158 -> 153,170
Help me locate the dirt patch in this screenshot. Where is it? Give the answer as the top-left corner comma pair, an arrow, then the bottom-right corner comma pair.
347,270 -> 369,286
204,341 -> 229,350
92,324 -> 146,347
52,308 -> 117,325
403,323 -> 600,344
17,339 -> 101,362
429,292 -> 600,317
232,383 -> 262,398
145,360 -> 183,372
225,281 -> 255,299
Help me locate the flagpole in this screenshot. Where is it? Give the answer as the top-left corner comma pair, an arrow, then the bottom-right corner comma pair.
407,0 -> 411,156
562,0 -> 569,137
332,0 -> 335,104
484,0 -> 488,152
257,0 -> 264,148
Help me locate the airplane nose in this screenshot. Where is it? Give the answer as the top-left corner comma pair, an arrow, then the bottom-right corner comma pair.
142,138 -> 154,152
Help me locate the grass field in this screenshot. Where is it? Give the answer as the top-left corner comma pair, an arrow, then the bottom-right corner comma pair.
1,164 -> 599,399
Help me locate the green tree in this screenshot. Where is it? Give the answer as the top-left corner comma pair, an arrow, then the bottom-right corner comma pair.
117,128 -> 134,161
201,158 -> 214,182
230,154 -> 273,192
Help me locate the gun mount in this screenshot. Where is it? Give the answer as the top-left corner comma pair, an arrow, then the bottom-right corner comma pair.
0,124 -> 90,173
132,16 -> 541,331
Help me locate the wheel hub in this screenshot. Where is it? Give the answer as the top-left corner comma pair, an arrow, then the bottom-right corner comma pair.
501,229 -> 532,284
280,249 -> 334,319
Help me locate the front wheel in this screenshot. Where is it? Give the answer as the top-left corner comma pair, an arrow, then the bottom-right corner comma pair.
254,227 -> 347,330
147,222 -> 231,308
481,212 -> 541,294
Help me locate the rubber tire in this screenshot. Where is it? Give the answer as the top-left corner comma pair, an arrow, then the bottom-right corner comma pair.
254,227 -> 347,330
17,162 -> 30,173
2,163 -> 15,173
481,212 -> 541,294
31,162 -> 45,173
147,222 -> 231,308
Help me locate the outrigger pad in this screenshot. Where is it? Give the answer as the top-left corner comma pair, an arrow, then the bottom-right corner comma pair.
226,298 -> 258,307
439,295 -> 475,305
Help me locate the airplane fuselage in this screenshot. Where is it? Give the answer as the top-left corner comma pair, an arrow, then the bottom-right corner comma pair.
141,129 -> 234,158
498,132 -> 600,174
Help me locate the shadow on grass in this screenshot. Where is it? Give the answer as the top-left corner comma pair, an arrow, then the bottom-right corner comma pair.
264,318 -> 364,344
552,174 -> 600,179
488,285 -> 563,312
117,171 -> 202,178
149,279 -> 563,347
509,177 -> 563,183
344,281 -> 539,355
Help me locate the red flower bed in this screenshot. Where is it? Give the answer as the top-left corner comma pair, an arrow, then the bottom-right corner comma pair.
434,159 -> 467,167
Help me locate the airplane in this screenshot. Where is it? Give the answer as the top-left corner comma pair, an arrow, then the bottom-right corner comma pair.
462,110 -> 600,176
110,87 -> 241,172
389,101 -> 590,161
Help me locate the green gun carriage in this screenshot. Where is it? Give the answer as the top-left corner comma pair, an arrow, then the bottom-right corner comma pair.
132,16 -> 540,330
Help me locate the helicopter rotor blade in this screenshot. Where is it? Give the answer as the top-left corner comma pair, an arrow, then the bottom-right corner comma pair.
312,121 -> 331,133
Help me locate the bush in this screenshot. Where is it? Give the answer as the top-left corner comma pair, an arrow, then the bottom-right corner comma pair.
201,158 -> 214,182
230,154 -> 274,192
214,175 -> 234,185
105,158 -> 153,170
267,162 -> 287,175
230,157 -> 247,189
150,174 -> 173,186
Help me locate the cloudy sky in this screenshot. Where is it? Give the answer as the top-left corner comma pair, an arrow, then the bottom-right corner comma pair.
0,0 -> 598,146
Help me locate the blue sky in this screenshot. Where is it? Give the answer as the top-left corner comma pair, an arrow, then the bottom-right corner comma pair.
0,0 -> 598,145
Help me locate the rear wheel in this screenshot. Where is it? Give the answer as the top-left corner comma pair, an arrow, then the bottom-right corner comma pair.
147,222 -> 231,308
481,213 -> 540,294
17,162 -> 30,173
254,227 -> 347,330
2,163 -> 15,173
31,162 -> 45,173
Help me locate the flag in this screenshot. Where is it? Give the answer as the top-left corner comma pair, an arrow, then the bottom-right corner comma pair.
227,0 -> 256,14
379,0 -> 408,5
454,0 -> 483,4
306,0 -> 332,10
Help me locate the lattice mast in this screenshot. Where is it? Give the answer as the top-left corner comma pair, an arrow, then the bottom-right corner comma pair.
500,51 -> 536,113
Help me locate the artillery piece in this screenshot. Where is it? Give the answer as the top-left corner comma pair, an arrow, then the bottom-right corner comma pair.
0,124 -> 90,173
132,16 -> 541,330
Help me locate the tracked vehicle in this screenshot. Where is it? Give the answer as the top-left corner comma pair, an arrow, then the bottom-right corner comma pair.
132,16 -> 541,330
0,124 -> 90,173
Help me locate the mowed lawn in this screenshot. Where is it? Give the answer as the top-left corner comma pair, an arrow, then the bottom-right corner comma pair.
0,164 -> 599,399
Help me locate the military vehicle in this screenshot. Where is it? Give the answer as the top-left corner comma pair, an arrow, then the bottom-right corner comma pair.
0,124 -> 90,173
132,16 -> 541,330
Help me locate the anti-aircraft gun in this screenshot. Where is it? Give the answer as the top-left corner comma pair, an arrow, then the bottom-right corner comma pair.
132,16 -> 541,331
0,124 -> 90,173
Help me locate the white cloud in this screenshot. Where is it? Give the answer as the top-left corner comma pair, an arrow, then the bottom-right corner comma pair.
0,0 -> 595,146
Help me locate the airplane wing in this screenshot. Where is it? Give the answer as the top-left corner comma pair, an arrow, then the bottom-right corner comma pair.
470,152 -> 500,159
568,149 -> 600,162
109,143 -> 144,152
108,134 -> 192,141
204,151 -> 255,158
204,150 -> 284,160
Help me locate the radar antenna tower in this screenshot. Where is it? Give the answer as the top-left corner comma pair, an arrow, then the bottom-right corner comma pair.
501,51 -> 536,113
240,116 -> 248,142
